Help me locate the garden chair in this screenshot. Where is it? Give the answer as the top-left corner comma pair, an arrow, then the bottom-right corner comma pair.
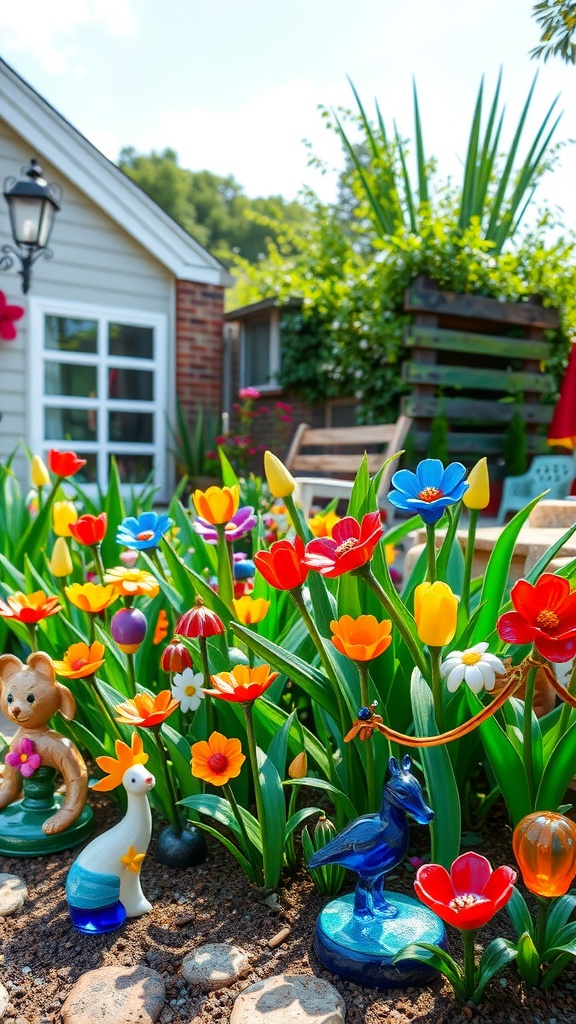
496,454 -> 574,524
285,414 -> 412,521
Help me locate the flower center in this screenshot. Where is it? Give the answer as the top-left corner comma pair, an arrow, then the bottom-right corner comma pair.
336,538 -> 358,555
224,522 -> 236,533
417,486 -> 444,503
536,609 -> 559,631
137,530 -> 155,541
185,685 -> 197,697
207,753 -> 228,774
448,893 -> 483,909
70,658 -> 88,671
462,652 -> 482,666
20,754 -> 28,763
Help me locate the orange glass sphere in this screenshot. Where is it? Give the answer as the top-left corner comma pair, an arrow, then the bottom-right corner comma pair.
513,811 -> 576,898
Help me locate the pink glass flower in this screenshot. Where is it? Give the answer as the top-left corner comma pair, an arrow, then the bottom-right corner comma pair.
193,505 -> 257,544
6,737 -> 42,777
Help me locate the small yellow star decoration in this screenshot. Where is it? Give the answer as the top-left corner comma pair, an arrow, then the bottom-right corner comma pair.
120,844 -> 146,873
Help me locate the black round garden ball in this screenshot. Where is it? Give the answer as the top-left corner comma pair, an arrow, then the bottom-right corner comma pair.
155,824 -> 208,869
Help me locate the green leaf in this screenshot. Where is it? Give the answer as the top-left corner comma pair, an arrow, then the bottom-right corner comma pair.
536,719 -> 576,814
507,887 -> 534,940
546,894 -> 576,947
515,931 -> 541,986
179,793 -> 262,851
284,778 -> 357,822
393,943 -> 465,997
257,747 -> 286,889
179,819 -> 258,882
285,806 -> 323,839
465,688 -> 532,826
474,938 -> 518,1002
267,709 -> 297,779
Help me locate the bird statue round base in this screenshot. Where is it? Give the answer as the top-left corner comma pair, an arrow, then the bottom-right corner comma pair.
309,754 -> 446,988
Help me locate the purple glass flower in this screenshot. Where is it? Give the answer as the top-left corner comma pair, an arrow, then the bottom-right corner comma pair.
193,505 -> 257,544
6,737 -> 42,777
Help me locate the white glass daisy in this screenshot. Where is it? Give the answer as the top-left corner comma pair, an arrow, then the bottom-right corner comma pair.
440,642 -> 506,695
171,668 -> 205,712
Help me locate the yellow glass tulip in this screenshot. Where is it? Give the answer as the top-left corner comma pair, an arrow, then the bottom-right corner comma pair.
288,751 -> 308,779
414,581 -> 458,647
31,455 -> 50,488
232,595 -> 270,624
264,451 -> 296,499
463,457 -> 490,510
192,485 -> 239,525
53,500 -> 78,537
49,537 -> 73,578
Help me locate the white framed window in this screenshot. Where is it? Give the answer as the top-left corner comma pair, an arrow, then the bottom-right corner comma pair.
239,308 -> 280,390
28,298 -> 167,495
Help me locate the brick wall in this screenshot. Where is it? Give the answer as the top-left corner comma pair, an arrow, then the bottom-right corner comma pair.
175,280 -> 225,419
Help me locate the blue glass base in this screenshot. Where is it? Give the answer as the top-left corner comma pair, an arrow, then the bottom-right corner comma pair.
315,891 -> 447,988
68,900 -> 127,934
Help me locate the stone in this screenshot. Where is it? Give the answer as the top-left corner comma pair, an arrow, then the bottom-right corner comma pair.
0,874 -> 27,916
60,965 -> 165,1024
182,943 -> 249,991
230,974 -> 346,1024
0,982 -> 8,1019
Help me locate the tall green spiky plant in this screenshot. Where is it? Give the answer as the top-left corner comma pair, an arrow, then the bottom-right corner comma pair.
336,73 -> 562,254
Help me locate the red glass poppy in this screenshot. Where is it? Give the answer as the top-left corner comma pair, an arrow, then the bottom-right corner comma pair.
253,535 -> 309,591
48,449 -> 87,478
303,511 -> 384,578
414,852 -> 516,931
69,513 -> 107,547
497,573 -> 576,663
175,596 -> 225,638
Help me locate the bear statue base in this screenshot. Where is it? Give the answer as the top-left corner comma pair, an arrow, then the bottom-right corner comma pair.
0,768 -> 93,857
314,891 -> 446,989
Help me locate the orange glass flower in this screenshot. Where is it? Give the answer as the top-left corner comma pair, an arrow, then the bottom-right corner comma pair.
53,641 -> 105,679
65,582 -> 118,613
205,664 -> 278,703
308,510 -> 340,538
93,733 -> 148,792
153,609 -> 169,645
191,731 -> 246,786
192,484 -> 240,525
104,566 -> 160,598
114,690 -> 179,728
330,614 -> 392,661
513,811 -> 576,897
232,595 -> 270,625
0,590 -> 62,624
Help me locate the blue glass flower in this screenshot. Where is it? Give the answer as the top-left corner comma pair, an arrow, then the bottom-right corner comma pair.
388,459 -> 468,525
116,511 -> 173,550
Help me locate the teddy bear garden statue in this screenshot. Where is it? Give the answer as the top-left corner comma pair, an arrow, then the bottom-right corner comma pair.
0,651 -> 93,855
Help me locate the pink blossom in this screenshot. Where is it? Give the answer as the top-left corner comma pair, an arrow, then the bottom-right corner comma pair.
238,387 -> 261,400
6,737 -> 42,777
120,549 -> 139,568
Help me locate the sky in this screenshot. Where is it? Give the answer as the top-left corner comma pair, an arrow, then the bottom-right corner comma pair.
1,0 -> 576,228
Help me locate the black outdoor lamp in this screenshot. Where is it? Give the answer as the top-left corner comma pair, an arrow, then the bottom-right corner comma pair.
0,158 -> 62,294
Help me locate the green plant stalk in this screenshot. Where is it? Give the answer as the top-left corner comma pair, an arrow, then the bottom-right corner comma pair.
285,786 -> 298,866
289,587 -> 349,730
523,663 -> 538,806
461,508 -> 480,613
223,781 -> 261,878
242,702 -> 268,880
149,547 -> 169,582
216,524 -> 234,610
199,636 -> 216,737
358,566 -> 428,676
151,724 -> 182,835
429,646 -> 445,732
557,657 -> 576,738
85,673 -> 124,743
37,484 -> 44,512
358,662 -> 377,811
27,623 -> 38,653
462,928 -> 477,1001
425,523 -> 437,583
91,544 -> 106,586
535,896 -> 549,959
126,652 -> 137,698
284,492 -> 309,542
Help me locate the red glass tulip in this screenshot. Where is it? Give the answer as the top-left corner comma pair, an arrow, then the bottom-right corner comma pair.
253,535 -> 309,591
48,449 -> 87,478
69,513 -> 107,546
415,851 -> 516,930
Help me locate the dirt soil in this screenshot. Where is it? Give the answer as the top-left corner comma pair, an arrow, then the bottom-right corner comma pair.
1,793 -> 575,1024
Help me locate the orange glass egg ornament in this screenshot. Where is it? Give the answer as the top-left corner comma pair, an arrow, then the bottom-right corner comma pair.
512,811 -> 576,898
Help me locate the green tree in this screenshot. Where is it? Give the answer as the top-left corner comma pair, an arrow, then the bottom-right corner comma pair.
531,1 -> 576,63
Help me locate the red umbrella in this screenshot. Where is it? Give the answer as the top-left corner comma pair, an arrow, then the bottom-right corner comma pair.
548,342 -> 576,450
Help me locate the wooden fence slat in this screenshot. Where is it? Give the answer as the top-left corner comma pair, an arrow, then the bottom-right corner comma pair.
402,362 -> 552,394
291,454 -> 384,474
405,285 -> 559,329
402,396 -> 554,424
404,325 -> 551,361
296,425 -> 395,445
412,432 -> 550,455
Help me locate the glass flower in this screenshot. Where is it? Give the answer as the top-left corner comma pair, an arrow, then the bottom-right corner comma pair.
49,537 -> 73,578
232,595 -> 270,625
463,457 -> 490,511
193,505 -> 257,544
93,733 -> 148,792
191,732 -> 246,786
441,642 -> 506,694
65,582 -> 118,613
6,737 -> 42,777
192,484 -> 240,525
0,590 -> 62,623
69,512 -> 107,546
330,614 -> 392,661
53,500 -> 79,537
48,449 -> 87,478
308,510 -> 340,538
303,512 -> 383,578
31,455 -> 50,488
175,596 -> 225,638
264,451 -> 296,499
114,690 -> 180,727
153,609 -> 169,645
104,566 -> 160,599
161,640 -> 193,673
414,852 -> 516,930
414,581 -> 458,647
116,511 -> 173,550
172,668 -> 205,712
513,811 -> 576,898
110,607 -> 148,653
497,573 -> 576,663
388,459 -> 468,525
205,664 -> 278,703
53,641 -> 105,679
254,535 -> 309,591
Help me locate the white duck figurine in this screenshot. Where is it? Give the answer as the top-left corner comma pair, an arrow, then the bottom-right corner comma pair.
66,733 -> 155,934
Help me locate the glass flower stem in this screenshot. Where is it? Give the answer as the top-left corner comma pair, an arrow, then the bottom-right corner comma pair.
223,781 -> 260,880
37,484 -> 44,512
92,544 -> 106,586
289,587 -> 348,728
359,567 -> 428,677
284,493 -> 310,543
357,662 -> 377,811
425,524 -> 437,583
216,524 -> 234,610
430,645 -> 445,732
461,928 -> 477,1001
242,702 -> 267,879
199,636 -> 216,737
151,724 -> 182,835
149,548 -> 168,582
285,786 -> 298,866
523,662 -> 538,806
126,652 -> 137,698
461,508 -> 479,613
27,624 -> 38,653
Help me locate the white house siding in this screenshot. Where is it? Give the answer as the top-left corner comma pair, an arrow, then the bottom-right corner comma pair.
0,120 -> 174,497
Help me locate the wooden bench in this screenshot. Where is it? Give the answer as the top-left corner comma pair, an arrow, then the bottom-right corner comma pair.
285,415 -> 412,520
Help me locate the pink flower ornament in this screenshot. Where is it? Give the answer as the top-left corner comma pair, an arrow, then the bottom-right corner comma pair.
0,290 -> 24,341
6,737 -> 42,777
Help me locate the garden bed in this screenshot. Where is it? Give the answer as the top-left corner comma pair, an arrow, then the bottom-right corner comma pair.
2,794 -> 576,1024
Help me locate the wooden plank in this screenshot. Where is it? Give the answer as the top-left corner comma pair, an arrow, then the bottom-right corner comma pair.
290,454 -> 384,474
404,285 -> 559,329
402,396 -> 553,424
298,425 -> 396,446
412,431 -> 550,455
404,325 -> 551,361
402,362 -> 552,394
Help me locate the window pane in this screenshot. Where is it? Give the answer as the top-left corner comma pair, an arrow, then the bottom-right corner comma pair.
244,321 -> 271,385
108,323 -> 154,359
108,366 -> 154,401
44,407 -> 97,442
45,316 -> 97,354
110,453 -> 154,483
109,411 -> 154,444
45,362 -> 98,398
